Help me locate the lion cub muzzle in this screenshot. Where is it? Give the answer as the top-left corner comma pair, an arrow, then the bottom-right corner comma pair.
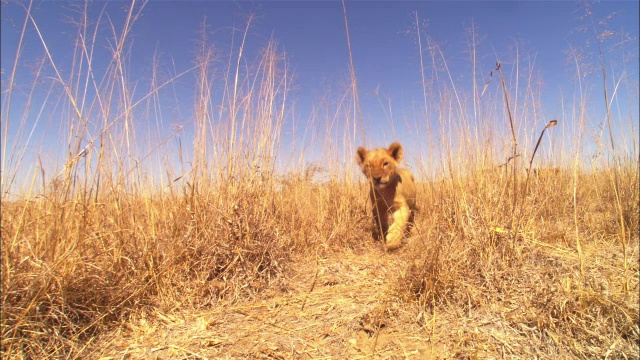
370,173 -> 393,188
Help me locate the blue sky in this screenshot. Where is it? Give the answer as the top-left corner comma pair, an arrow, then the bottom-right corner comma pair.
1,1 -> 638,190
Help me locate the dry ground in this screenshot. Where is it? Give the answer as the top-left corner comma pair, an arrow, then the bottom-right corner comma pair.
87,232 -> 639,360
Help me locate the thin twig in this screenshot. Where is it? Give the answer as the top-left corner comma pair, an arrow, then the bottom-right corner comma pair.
301,256 -> 320,311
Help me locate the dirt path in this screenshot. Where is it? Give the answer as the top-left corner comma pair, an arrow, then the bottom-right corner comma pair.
91,244 -> 441,359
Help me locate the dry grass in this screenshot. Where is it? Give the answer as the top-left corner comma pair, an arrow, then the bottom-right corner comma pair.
400,167 -> 639,358
2,167 -> 637,358
2,1 -> 639,358
1,175 -> 375,357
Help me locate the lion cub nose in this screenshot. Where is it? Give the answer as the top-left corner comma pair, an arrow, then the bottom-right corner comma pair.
372,176 -> 382,184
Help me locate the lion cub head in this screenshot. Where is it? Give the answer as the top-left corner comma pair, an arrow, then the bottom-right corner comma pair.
356,142 -> 403,189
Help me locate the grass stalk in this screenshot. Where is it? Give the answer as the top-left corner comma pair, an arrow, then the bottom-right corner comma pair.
494,62 -> 519,229
524,119 -> 558,195
342,0 -> 365,147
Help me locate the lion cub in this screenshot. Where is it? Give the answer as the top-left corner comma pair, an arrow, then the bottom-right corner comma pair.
356,142 -> 417,251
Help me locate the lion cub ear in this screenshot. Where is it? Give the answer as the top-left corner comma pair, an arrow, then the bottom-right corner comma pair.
387,142 -> 403,161
356,147 -> 368,165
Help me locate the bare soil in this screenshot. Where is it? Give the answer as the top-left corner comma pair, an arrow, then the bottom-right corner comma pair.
87,239 -> 438,359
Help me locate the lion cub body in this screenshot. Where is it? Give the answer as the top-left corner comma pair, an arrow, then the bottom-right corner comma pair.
356,142 -> 417,251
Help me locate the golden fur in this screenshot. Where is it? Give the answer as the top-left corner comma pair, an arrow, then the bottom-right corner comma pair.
356,142 -> 417,251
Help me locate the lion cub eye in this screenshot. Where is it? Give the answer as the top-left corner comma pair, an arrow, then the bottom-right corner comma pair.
383,161 -> 389,167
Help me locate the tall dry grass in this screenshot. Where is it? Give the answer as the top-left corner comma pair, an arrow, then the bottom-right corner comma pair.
395,9 -> 638,358
1,1 -> 638,358
0,2 -> 365,357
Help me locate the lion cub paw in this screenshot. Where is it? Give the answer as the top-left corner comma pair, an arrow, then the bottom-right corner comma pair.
385,232 -> 403,252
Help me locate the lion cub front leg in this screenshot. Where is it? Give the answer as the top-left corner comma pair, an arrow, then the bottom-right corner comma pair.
371,205 -> 387,241
385,205 -> 411,251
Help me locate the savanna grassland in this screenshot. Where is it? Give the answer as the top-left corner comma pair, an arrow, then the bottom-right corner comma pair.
1,1 -> 638,359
